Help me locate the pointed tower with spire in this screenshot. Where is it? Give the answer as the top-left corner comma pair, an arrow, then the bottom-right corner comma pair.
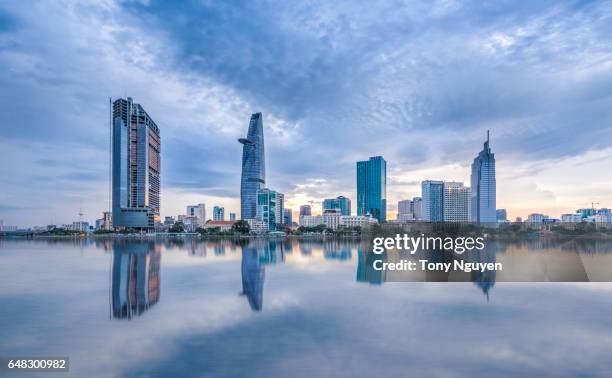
470,131 -> 496,225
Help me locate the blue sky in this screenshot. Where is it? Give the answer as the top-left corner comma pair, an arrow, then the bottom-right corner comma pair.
0,0 -> 611,226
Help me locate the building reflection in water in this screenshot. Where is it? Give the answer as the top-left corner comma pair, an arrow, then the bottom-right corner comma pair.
240,240 -> 285,312
111,242 -> 161,319
355,242 -> 500,299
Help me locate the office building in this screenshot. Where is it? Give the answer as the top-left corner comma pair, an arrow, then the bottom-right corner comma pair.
102,211 -> 113,230
413,197 -> 422,220
283,208 -> 293,225
356,156 -> 387,222
111,97 -> 161,229
213,206 -> 225,221
422,180 -> 444,222
300,215 -> 324,227
496,209 -> 507,222
323,209 -> 342,230
397,199 -> 418,222
186,204 -> 206,226
256,188 -> 282,231
527,213 -> 549,223
229,213 -> 236,222
239,113 -> 266,220
443,182 -> 471,223
470,131 -> 496,224
323,196 -> 351,216
299,205 -> 312,217
561,213 -> 582,223
275,192 -> 285,228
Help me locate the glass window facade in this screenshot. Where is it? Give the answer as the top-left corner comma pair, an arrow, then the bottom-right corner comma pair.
239,113 -> 266,220
356,156 -> 387,222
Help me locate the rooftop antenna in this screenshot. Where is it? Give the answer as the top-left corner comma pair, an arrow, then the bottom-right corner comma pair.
487,130 -> 490,143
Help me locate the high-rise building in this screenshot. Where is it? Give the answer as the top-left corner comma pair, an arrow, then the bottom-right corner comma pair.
443,182 -> 471,223
283,208 -> 293,225
239,113 -> 265,220
422,180 -> 444,222
229,213 -> 237,222
356,156 -> 387,222
397,199 -> 415,222
496,209 -> 507,222
213,206 -> 225,221
102,211 -> 113,230
186,204 -> 206,226
256,188 -> 281,231
111,98 -> 161,229
323,196 -> 351,216
299,205 -> 312,217
413,197 -> 422,220
470,131 -> 496,224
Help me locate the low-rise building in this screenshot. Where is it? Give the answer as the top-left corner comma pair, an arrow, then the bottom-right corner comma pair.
202,220 -> 235,232
246,219 -> 268,234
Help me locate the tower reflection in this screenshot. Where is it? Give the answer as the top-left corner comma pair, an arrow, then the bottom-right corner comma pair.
111,242 -> 161,319
240,240 -> 284,312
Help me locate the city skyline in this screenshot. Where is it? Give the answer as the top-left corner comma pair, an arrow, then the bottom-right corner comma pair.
1,1 -> 612,227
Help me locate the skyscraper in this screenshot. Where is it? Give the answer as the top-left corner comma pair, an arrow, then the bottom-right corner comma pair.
470,131 -> 496,224
323,196 -> 351,216
443,182 -> 471,223
283,208 -> 293,225
186,204 -> 206,226
213,206 -> 225,221
239,113 -> 265,220
256,188 -> 281,231
299,205 -> 312,217
111,98 -> 160,229
397,199 -> 414,222
229,213 -> 237,222
422,180 -> 444,222
356,156 -> 387,222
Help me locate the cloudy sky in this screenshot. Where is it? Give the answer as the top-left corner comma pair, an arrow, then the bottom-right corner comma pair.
0,0 -> 611,227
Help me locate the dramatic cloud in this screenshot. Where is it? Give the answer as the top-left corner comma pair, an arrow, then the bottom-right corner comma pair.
0,0 -> 611,226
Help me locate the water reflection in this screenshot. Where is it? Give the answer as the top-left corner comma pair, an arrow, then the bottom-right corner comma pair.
240,240 -> 286,311
111,242 -> 161,319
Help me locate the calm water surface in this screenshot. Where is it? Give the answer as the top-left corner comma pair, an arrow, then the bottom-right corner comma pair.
1,238 -> 612,377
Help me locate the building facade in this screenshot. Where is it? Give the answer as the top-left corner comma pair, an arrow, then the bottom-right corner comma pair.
323,196 -> 351,216
470,131 -> 496,224
422,180 -> 444,222
239,113 -> 266,220
256,188 -> 282,231
283,208 -> 293,225
356,156 -> 387,222
443,182 -> 471,223
213,206 -> 225,221
299,205 -> 312,217
111,97 -> 161,229
496,209 -> 507,222
186,204 -> 206,226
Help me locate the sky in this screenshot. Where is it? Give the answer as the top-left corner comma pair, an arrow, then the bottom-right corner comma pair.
0,0 -> 611,227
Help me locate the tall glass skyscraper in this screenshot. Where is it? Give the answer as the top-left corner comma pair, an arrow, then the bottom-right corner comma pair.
323,196 -> 351,216
356,156 -> 387,222
470,131 -> 496,224
239,113 -> 266,220
112,98 -> 160,229
422,180 -> 444,222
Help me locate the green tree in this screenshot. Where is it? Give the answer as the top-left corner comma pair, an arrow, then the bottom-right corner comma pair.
232,220 -> 250,234
169,222 -> 185,233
